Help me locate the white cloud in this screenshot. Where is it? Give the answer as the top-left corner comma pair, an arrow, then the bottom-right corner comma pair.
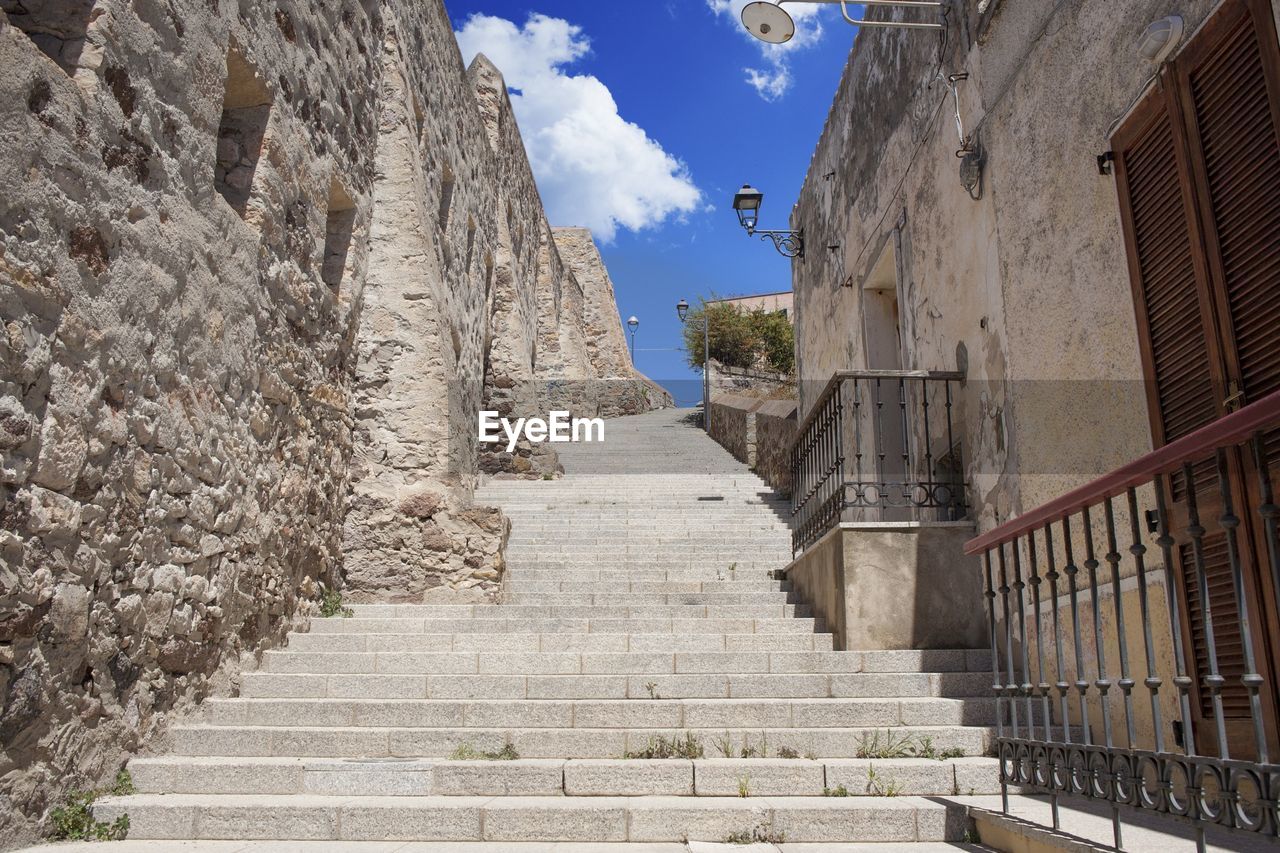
455,13 -> 703,242
706,0 -> 827,100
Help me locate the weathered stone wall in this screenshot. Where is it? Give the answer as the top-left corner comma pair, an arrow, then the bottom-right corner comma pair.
707,394 -> 762,468
0,0 -> 379,842
707,359 -> 795,400
0,0 -> 664,842
754,399 -> 798,497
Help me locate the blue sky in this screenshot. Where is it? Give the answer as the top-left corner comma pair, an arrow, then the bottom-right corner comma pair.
448,1 -> 858,405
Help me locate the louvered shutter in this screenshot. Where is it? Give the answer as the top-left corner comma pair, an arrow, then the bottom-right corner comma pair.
1113,93 -> 1219,495
1179,2 -> 1280,461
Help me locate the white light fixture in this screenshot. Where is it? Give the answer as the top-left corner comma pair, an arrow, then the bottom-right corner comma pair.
1138,15 -> 1184,64
740,0 -> 944,39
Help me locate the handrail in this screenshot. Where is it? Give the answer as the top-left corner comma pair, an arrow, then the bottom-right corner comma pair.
964,386 -> 1280,555
789,369 -> 965,455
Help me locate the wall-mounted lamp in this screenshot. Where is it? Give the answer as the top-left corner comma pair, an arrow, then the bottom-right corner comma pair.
741,0 -> 944,42
1138,16 -> 1184,64
732,185 -> 804,258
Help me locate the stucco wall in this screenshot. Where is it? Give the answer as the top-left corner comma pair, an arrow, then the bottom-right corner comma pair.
790,0 -> 1275,759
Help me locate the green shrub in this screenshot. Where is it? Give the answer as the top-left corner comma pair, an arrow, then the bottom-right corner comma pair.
681,299 -> 794,375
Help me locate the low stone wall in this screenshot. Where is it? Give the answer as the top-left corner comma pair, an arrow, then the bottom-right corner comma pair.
754,399 -> 797,496
785,522 -> 987,651
708,394 -> 762,466
708,360 -> 794,399
708,394 -> 796,496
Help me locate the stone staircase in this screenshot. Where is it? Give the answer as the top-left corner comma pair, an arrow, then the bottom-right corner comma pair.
97,408 -> 1000,845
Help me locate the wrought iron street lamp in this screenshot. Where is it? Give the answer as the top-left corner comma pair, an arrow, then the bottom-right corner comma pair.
676,299 -> 711,433
732,185 -> 804,258
627,316 -> 638,362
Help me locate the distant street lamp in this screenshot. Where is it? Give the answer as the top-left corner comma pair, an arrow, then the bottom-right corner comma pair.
732,185 -> 804,258
677,299 -> 711,433
627,316 -> 639,362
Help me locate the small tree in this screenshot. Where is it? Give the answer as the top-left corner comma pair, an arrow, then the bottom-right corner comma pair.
682,297 -> 794,376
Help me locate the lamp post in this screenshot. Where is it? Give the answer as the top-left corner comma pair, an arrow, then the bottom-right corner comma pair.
677,299 -> 711,433
732,185 -> 804,258
627,316 -> 638,363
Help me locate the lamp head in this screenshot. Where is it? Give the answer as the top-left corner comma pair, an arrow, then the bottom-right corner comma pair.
676,299 -> 690,322
733,184 -> 764,231
741,1 -> 795,44
627,316 -> 639,328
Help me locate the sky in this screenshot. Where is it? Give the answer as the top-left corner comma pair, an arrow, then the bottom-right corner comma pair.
448,0 -> 859,405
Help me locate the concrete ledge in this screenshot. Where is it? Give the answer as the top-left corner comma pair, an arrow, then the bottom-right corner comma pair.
785,522 -> 987,651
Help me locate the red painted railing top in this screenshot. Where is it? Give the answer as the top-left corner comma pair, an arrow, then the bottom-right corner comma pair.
964,387 -> 1280,556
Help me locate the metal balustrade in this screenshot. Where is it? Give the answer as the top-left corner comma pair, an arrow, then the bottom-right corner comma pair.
789,370 -> 967,554
964,388 -> 1280,851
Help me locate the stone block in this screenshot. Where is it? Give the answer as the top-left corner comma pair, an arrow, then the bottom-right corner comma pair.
563,759 -> 693,796
693,759 -> 824,796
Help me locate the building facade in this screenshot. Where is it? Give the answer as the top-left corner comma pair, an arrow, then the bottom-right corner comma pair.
788,0 -> 1280,832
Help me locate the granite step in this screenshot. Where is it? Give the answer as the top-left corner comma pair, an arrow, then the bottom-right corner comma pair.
128,755 -> 1001,797
169,724 -> 995,759
196,697 -> 999,729
240,671 -> 993,700
93,793 -> 970,842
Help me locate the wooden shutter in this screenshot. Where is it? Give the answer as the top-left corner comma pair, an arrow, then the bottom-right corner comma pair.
1176,0 -> 1280,461
1114,99 -> 1219,451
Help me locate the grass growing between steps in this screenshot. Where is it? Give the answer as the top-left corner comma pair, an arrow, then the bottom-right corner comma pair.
319,588 -> 353,618
855,730 -> 965,760
449,743 -> 520,761
624,732 -> 704,759
724,819 -> 785,844
49,770 -> 133,842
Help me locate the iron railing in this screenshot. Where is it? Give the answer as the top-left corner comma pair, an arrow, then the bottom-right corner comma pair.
790,370 -> 967,553
965,388 -> 1280,851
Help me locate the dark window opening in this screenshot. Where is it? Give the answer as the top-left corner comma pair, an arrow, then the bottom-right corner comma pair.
214,48 -> 272,217
322,180 -> 355,292
438,164 -> 455,232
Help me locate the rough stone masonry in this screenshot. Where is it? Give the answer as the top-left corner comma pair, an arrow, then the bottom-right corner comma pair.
0,0 -> 669,845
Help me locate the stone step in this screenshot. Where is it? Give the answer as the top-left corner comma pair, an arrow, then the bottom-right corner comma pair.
498,581 -> 787,594
308,616 -> 817,634
271,633 -> 835,660
293,623 -> 821,647
241,671 -> 993,700
169,724 -> 994,759
198,698 -> 997,729
254,650 -> 982,676
501,593 -> 793,606
93,793 -> 968,842
340,604 -> 808,619
129,755 -> 1001,797
500,569 -> 786,582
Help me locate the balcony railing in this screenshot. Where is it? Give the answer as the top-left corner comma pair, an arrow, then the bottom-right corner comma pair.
790,370 -> 967,554
965,388 -> 1280,851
